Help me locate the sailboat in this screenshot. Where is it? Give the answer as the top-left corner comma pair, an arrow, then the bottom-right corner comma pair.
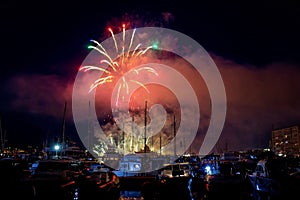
115,101 -> 176,176
43,101 -> 87,160
0,117 -> 7,154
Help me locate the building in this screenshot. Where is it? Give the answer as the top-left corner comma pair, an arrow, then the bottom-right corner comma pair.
271,125 -> 300,157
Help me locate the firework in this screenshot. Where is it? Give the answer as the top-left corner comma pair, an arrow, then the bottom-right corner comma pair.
79,24 -> 158,106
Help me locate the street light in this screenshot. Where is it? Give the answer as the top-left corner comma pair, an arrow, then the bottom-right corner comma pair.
54,144 -> 60,158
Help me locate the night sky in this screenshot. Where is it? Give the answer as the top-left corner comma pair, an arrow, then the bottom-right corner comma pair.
1,0 -> 300,152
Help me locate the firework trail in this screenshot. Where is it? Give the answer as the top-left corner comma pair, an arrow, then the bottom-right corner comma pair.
79,24 -> 158,106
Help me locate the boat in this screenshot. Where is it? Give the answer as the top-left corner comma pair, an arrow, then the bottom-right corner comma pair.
113,153 -> 143,177
159,162 -> 191,179
25,159 -> 83,199
247,159 -> 283,199
62,168 -> 121,200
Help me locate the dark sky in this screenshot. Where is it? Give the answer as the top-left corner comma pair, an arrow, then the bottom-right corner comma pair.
0,0 -> 300,151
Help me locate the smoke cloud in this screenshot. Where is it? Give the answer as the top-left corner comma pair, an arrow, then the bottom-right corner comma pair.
7,52 -> 300,152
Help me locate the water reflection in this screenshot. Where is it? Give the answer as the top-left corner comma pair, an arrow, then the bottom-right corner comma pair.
120,190 -> 142,200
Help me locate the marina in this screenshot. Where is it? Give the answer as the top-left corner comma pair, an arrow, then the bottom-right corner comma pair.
0,146 -> 299,200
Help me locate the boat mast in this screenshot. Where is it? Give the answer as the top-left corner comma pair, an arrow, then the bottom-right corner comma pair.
0,118 -> 6,152
131,115 -> 134,153
174,114 -> 176,157
160,132 -> 162,156
122,122 -> 125,154
61,101 -> 67,150
144,100 -> 147,153
88,101 -> 91,150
